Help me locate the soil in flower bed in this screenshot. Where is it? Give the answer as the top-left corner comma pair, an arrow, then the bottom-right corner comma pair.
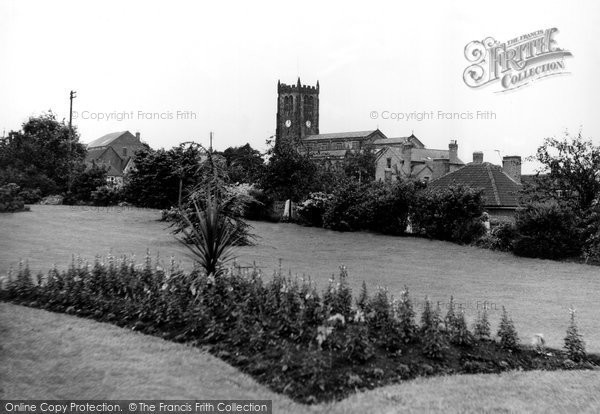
5,299 -> 599,404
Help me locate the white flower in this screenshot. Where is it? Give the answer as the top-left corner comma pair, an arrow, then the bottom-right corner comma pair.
328,313 -> 346,325
352,309 -> 365,323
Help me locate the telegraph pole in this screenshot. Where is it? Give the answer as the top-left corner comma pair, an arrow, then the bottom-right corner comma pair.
68,90 -> 77,192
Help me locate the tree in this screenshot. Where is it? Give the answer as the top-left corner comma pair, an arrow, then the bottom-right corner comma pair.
222,143 -> 265,184
342,145 -> 377,182
65,164 -> 108,203
524,131 -> 600,211
0,111 -> 86,194
259,140 -> 318,201
124,143 -> 205,209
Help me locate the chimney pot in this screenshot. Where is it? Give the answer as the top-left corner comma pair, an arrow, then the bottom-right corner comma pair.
473,151 -> 484,164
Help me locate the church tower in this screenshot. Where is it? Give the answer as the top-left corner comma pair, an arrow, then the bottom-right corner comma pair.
275,78 -> 319,150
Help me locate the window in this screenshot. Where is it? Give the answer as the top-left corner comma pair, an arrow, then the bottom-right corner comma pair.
386,157 -> 392,168
122,147 -> 127,156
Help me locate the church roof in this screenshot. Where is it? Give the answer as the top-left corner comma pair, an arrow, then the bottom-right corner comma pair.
304,130 -> 382,141
429,162 -> 521,207
86,131 -> 131,148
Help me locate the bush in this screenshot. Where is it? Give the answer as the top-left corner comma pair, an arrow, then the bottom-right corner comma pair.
411,184 -> 486,244
297,192 -> 333,227
321,180 -> 414,234
513,201 -> 583,259
473,309 -> 491,340
1,259 -> 582,403
90,185 -> 124,206
0,183 -> 29,212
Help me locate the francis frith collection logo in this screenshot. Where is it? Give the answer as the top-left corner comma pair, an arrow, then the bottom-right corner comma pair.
463,28 -> 572,92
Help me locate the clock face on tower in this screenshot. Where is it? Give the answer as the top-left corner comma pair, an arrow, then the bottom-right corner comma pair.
305,120 -> 311,128
285,119 -> 291,128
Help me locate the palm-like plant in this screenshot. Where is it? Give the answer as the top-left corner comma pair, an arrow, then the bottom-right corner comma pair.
179,194 -> 239,277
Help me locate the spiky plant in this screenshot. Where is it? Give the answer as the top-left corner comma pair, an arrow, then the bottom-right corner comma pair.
179,194 -> 240,277
473,309 -> 491,340
421,298 -> 446,359
564,307 -> 586,362
497,306 -> 519,350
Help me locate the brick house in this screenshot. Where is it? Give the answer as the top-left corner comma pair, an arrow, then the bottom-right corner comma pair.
85,131 -> 145,186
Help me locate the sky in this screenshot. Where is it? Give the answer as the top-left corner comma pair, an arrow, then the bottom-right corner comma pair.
1,0 -> 599,173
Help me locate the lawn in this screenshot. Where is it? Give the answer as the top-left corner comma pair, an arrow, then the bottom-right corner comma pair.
2,302 -> 600,413
1,205 -> 598,352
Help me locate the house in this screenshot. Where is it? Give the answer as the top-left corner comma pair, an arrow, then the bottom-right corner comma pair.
85,131 -> 145,186
428,152 -> 523,217
374,137 -> 465,182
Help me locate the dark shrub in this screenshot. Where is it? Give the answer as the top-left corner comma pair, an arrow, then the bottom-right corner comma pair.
0,183 -> 29,212
17,187 -> 42,204
360,180 -> 415,235
411,185 -> 486,244
322,181 -> 368,231
297,192 -> 333,227
91,185 -> 125,206
513,201 -> 583,259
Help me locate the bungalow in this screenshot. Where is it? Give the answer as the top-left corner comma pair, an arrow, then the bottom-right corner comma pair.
428,152 -> 523,218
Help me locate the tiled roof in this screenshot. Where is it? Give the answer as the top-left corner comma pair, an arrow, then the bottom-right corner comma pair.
429,162 -> 522,207
86,131 -> 129,148
373,137 -> 408,145
84,147 -> 109,163
304,130 -> 379,141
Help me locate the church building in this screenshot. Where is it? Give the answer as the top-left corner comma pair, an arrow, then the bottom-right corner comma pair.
275,78 -> 465,179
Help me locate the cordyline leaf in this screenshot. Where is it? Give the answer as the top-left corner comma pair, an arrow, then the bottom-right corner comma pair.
177,195 -> 240,276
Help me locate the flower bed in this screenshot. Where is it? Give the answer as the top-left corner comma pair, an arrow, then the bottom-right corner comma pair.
1,256 -> 597,403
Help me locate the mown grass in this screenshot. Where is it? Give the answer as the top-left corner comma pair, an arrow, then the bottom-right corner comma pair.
1,205 -> 599,353
2,302 -> 599,413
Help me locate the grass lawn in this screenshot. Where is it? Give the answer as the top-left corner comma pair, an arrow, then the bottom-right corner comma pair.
2,302 -> 600,413
1,205 -> 599,353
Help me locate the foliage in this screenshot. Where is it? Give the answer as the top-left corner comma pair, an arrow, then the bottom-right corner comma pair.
64,164 -> 108,204
525,131 -> 600,212
342,145 -> 377,182
420,299 -> 447,359
123,143 -> 205,209
296,192 -> 334,227
497,307 -> 519,351
411,184 -> 486,244
0,111 -> 86,196
0,183 -> 29,212
2,259 -> 591,404
259,140 -> 319,202
221,143 -> 265,184
473,309 -> 491,340
322,180 -> 369,231
178,193 -> 240,277
90,185 -> 125,206
513,201 -> 583,259
476,221 -> 518,251
564,308 -> 586,362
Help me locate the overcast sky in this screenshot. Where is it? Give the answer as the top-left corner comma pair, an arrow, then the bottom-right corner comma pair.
2,0 -> 599,173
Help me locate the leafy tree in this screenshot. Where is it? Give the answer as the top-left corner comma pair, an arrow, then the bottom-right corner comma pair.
524,131 -> 600,211
222,143 -> 265,184
259,140 -> 318,201
124,143 -> 205,209
342,144 -> 377,182
64,164 -> 108,204
0,111 -> 86,194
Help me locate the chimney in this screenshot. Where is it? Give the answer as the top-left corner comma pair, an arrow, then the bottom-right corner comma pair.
401,142 -> 414,176
502,155 -> 522,184
432,158 -> 450,180
473,151 -> 484,164
135,132 -> 141,141
449,140 -> 458,164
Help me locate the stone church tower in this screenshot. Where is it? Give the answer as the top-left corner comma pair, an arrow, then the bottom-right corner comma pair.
275,78 -> 319,150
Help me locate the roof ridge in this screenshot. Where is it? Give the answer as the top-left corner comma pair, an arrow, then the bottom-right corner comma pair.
486,163 -> 501,205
